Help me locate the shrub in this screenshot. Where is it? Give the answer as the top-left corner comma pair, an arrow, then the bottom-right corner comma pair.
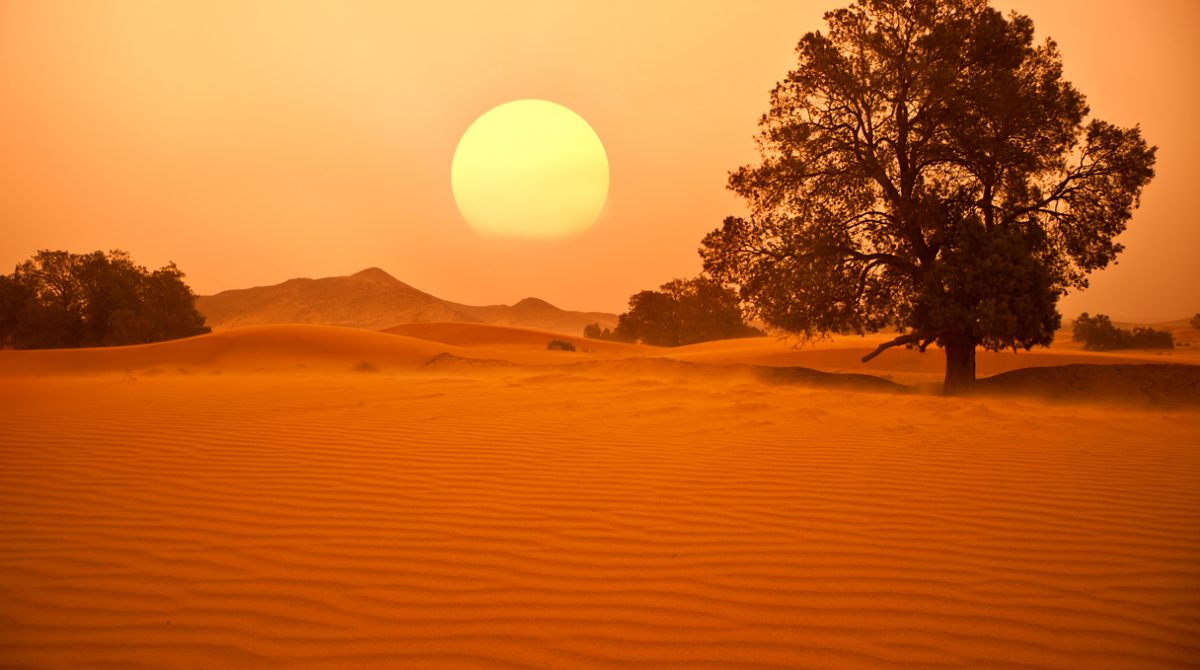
547,339 -> 576,352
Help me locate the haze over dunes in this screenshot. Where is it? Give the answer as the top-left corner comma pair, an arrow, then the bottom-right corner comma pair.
1,324 -> 1199,668
2,2 -> 1197,320
0,1 -> 1195,667
196,267 -> 618,334
2,0 -> 1199,666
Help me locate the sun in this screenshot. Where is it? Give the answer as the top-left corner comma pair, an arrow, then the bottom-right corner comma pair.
451,100 -> 609,239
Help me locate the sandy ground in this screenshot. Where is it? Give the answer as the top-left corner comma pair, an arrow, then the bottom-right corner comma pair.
1,324 -> 1198,669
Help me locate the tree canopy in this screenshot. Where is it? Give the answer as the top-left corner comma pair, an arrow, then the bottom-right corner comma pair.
0,250 -> 210,349
700,0 -> 1156,393
584,277 -> 762,347
1071,313 -> 1173,351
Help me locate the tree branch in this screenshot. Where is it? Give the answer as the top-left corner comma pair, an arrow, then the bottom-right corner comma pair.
861,330 -> 942,362
843,249 -> 918,276
1000,157 -> 1109,227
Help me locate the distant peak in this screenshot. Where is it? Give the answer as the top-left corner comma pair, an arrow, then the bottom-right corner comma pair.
351,267 -> 398,282
514,297 -> 557,309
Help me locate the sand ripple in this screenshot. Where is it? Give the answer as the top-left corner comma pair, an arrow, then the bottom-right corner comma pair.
1,331 -> 1198,668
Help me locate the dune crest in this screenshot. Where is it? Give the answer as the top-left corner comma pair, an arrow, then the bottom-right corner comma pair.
4,323 -> 1196,406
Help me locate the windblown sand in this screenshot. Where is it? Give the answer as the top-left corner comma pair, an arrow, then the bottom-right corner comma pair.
1,325 -> 1198,669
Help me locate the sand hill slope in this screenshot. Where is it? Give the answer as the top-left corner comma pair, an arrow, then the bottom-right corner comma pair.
0,325 -> 461,376
1,324 -> 1198,669
3,322 -> 1198,403
384,322 -> 640,355
196,267 -> 618,334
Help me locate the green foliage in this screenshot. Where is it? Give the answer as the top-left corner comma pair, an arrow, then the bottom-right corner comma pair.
0,250 -> 210,349
1191,314 -> 1200,330
1072,313 -> 1173,351
547,339 -> 577,352
604,277 -> 763,347
700,0 -> 1156,392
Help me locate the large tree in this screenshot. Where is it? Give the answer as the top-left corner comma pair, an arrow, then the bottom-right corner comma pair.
0,250 -> 210,349
701,0 -> 1156,393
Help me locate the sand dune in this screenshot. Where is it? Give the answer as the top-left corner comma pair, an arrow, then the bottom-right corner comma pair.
2,325 -> 1199,668
2,324 -> 1197,403
0,325 -> 473,376
385,322 -> 640,355
977,363 -> 1200,408
665,332 -> 1198,386
4,323 -> 1197,402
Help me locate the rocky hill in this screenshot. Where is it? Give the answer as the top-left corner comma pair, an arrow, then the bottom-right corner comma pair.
196,268 -> 618,334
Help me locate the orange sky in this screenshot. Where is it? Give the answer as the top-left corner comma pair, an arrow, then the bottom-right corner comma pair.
1,0 -> 1196,319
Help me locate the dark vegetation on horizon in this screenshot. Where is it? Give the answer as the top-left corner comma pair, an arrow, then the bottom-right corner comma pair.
0,250 -> 210,349
699,0 -> 1156,394
547,339 -> 577,352
584,277 -> 763,347
1072,313 -> 1174,351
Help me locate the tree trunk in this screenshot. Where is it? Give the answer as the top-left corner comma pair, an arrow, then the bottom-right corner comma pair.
942,335 -> 976,395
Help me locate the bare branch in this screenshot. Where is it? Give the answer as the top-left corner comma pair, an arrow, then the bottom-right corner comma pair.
861,330 -> 942,363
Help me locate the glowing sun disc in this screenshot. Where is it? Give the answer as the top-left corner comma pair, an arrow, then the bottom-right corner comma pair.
451,99 -> 609,239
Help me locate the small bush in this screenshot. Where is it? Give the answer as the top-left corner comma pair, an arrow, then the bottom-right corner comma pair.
1191,313 -> 1200,329
547,339 -> 576,352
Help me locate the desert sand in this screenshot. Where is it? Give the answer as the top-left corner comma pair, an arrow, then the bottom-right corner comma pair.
1,324 -> 1198,669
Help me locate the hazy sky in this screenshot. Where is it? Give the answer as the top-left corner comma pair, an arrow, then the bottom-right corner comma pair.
1,0 -> 1196,319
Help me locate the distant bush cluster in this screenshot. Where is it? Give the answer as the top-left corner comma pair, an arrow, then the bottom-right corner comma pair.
584,276 -> 763,347
1072,312 -> 1173,351
1192,313 -> 1200,330
547,339 -> 576,352
0,250 -> 210,349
